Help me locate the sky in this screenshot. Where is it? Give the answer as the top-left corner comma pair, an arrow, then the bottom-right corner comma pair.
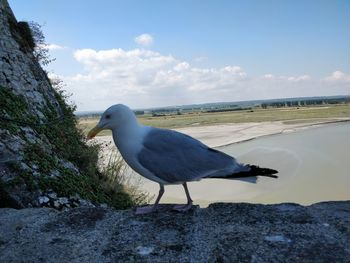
8,0 -> 350,111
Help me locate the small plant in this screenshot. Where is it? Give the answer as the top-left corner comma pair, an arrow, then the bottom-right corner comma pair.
29,22 -> 55,66
99,150 -> 151,207
0,86 -> 34,133
8,17 -> 33,53
8,18 -> 54,65
17,22 -> 35,50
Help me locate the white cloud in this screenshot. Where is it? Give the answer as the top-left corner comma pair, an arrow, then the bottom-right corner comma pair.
174,62 -> 190,71
263,74 -> 311,82
39,43 -> 67,50
324,71 -> 350,82
287,75 -> 311,82
59,47 -> 350,111
134,34 -> 154,47
263,74 -> 274,79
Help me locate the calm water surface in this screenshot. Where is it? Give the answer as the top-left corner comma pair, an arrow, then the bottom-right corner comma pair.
141,123 -> 350,206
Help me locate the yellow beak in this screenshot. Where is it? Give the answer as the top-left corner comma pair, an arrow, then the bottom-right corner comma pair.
87,125 -> 104,140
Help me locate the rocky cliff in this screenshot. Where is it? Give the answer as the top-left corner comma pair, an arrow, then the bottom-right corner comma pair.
0,201 -> 349,262
0,0 -> 133,209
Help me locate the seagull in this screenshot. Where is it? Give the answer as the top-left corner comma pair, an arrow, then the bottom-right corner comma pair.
87,104 -> 278,214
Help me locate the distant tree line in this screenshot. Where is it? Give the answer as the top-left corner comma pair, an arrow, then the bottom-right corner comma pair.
76,97 -> 349,118
134,110 -> 144,115
151,108 -> 181,117
205,107 -> 252,113
261,97 -> 350,109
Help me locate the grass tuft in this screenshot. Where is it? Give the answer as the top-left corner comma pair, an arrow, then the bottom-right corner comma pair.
98,150 -> 151,208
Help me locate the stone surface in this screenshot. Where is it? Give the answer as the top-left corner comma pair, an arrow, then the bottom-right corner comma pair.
0,201 -> 349,263
0,0 -> 86,209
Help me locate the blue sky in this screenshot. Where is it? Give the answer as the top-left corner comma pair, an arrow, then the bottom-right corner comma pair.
8,0 -> 350,110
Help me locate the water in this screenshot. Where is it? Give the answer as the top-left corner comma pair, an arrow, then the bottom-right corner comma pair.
142,123 -> 350,206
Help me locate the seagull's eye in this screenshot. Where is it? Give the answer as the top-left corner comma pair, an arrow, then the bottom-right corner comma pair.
105,114 -> 111,119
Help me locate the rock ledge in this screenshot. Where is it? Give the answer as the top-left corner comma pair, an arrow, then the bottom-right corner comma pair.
0,201 -> 349,262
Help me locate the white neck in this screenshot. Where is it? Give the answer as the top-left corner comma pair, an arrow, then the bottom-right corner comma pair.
111,121 -> 152,177
112,121 -> 142,145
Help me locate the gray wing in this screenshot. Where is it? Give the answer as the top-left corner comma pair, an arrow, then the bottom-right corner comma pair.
137,128 -> 240,184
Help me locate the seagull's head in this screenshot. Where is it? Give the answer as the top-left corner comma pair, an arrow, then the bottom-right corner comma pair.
87,104 -> 137,139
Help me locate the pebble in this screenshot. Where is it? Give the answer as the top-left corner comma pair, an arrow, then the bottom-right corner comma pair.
58,197 -> 69,205
53,200 -> 61,209
136,246 -> 154,256
47,192 -> 57,199
38,196 -> 49,204
264,235 -> 292,243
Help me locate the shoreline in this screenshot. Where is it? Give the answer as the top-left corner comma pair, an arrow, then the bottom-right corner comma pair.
94,118 -> 350,149
170,117 -> 350,148
215,118 -> 350,148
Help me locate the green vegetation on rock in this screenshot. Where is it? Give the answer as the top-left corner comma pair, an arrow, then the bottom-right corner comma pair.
7,18 -> 35,53
0,86 -> 32,133
2,84 -> 143,209
1,18 -> 146,209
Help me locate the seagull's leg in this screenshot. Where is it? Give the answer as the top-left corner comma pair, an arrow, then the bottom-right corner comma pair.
135,184 -> 164,215
173,183 -> 193,212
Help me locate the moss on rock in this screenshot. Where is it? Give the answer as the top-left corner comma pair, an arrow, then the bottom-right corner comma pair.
0,86 -> 30,133
7,18 -> 35,53
1,84 -> 137,209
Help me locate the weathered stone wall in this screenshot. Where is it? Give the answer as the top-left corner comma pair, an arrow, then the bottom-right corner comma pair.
0,0 -> 136,210
0,0 -> 61,115
0,0 -> 84,208
0,201 -> 349,262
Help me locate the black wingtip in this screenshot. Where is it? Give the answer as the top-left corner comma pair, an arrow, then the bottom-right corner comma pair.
248,165 -> 278,178
208,165 -> 279,179
262,174 -> 279,179
250,165 -> 278,173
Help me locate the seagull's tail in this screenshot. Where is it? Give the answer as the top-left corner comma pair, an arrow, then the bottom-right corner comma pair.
211,165 -> 278,179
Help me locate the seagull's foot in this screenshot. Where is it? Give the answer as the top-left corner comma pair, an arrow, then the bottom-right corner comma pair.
172,203 -> 192,212
135,205 -> 157,215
